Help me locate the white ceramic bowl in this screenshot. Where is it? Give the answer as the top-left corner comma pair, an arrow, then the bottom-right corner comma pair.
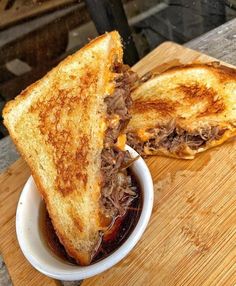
16,145 -> 153,281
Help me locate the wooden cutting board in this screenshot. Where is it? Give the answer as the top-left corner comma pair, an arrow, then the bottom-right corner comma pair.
0,42 -> 236,286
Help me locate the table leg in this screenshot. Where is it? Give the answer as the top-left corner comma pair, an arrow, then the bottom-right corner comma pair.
84,0 -> 139,65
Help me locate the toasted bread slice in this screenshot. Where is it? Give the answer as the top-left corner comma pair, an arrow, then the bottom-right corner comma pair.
126,63 -> 236,159
3,31 -> 136,265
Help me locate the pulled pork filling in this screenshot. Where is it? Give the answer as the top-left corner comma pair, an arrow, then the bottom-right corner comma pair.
127,120 -> 227,155
101,64 -> 139,217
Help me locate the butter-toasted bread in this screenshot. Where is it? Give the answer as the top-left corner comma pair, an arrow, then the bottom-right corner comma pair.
126,63 -> 236,159
3,31 -> 137,265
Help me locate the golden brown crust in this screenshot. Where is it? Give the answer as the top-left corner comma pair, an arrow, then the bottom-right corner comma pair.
177,83 -> 226,117
127,62 -> 236,159
149,62 -> 236,79
132,99 -> 177,115
3,31 -> 123,119
3,31 -> 123,265
144,147 -> 196,160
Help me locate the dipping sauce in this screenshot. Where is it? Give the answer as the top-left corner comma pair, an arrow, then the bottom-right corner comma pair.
39,172 -> 142,265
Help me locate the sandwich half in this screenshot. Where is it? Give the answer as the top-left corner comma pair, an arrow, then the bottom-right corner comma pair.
126,63 -> 236,159
3,31 -> 138,265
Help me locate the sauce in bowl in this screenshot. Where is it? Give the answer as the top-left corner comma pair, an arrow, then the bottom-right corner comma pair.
39,172 -> 142,265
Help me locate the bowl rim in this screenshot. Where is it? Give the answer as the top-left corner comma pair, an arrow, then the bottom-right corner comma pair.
16,145 -> 154,280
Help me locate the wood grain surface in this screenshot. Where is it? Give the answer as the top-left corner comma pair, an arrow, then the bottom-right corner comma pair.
0,159 -> 60,285
186,18 -> 236,67
83,42 -> 236,286
0,42 -> 235,286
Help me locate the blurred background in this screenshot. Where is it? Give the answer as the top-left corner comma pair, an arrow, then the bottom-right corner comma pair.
0,0 -> 235,138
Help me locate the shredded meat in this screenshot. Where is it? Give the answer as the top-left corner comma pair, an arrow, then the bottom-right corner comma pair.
101,149 -> 137,216
127,120 -> 227,155
104,65 -> 138,147
101,63 -> 139,216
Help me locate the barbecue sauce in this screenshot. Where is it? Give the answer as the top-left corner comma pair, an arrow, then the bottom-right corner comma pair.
39,172 -> 142,265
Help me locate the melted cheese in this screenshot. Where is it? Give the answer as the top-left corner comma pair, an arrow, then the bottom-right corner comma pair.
137,129 -> 153,142
116,134 -> 126,150
109,114 -> 120,128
